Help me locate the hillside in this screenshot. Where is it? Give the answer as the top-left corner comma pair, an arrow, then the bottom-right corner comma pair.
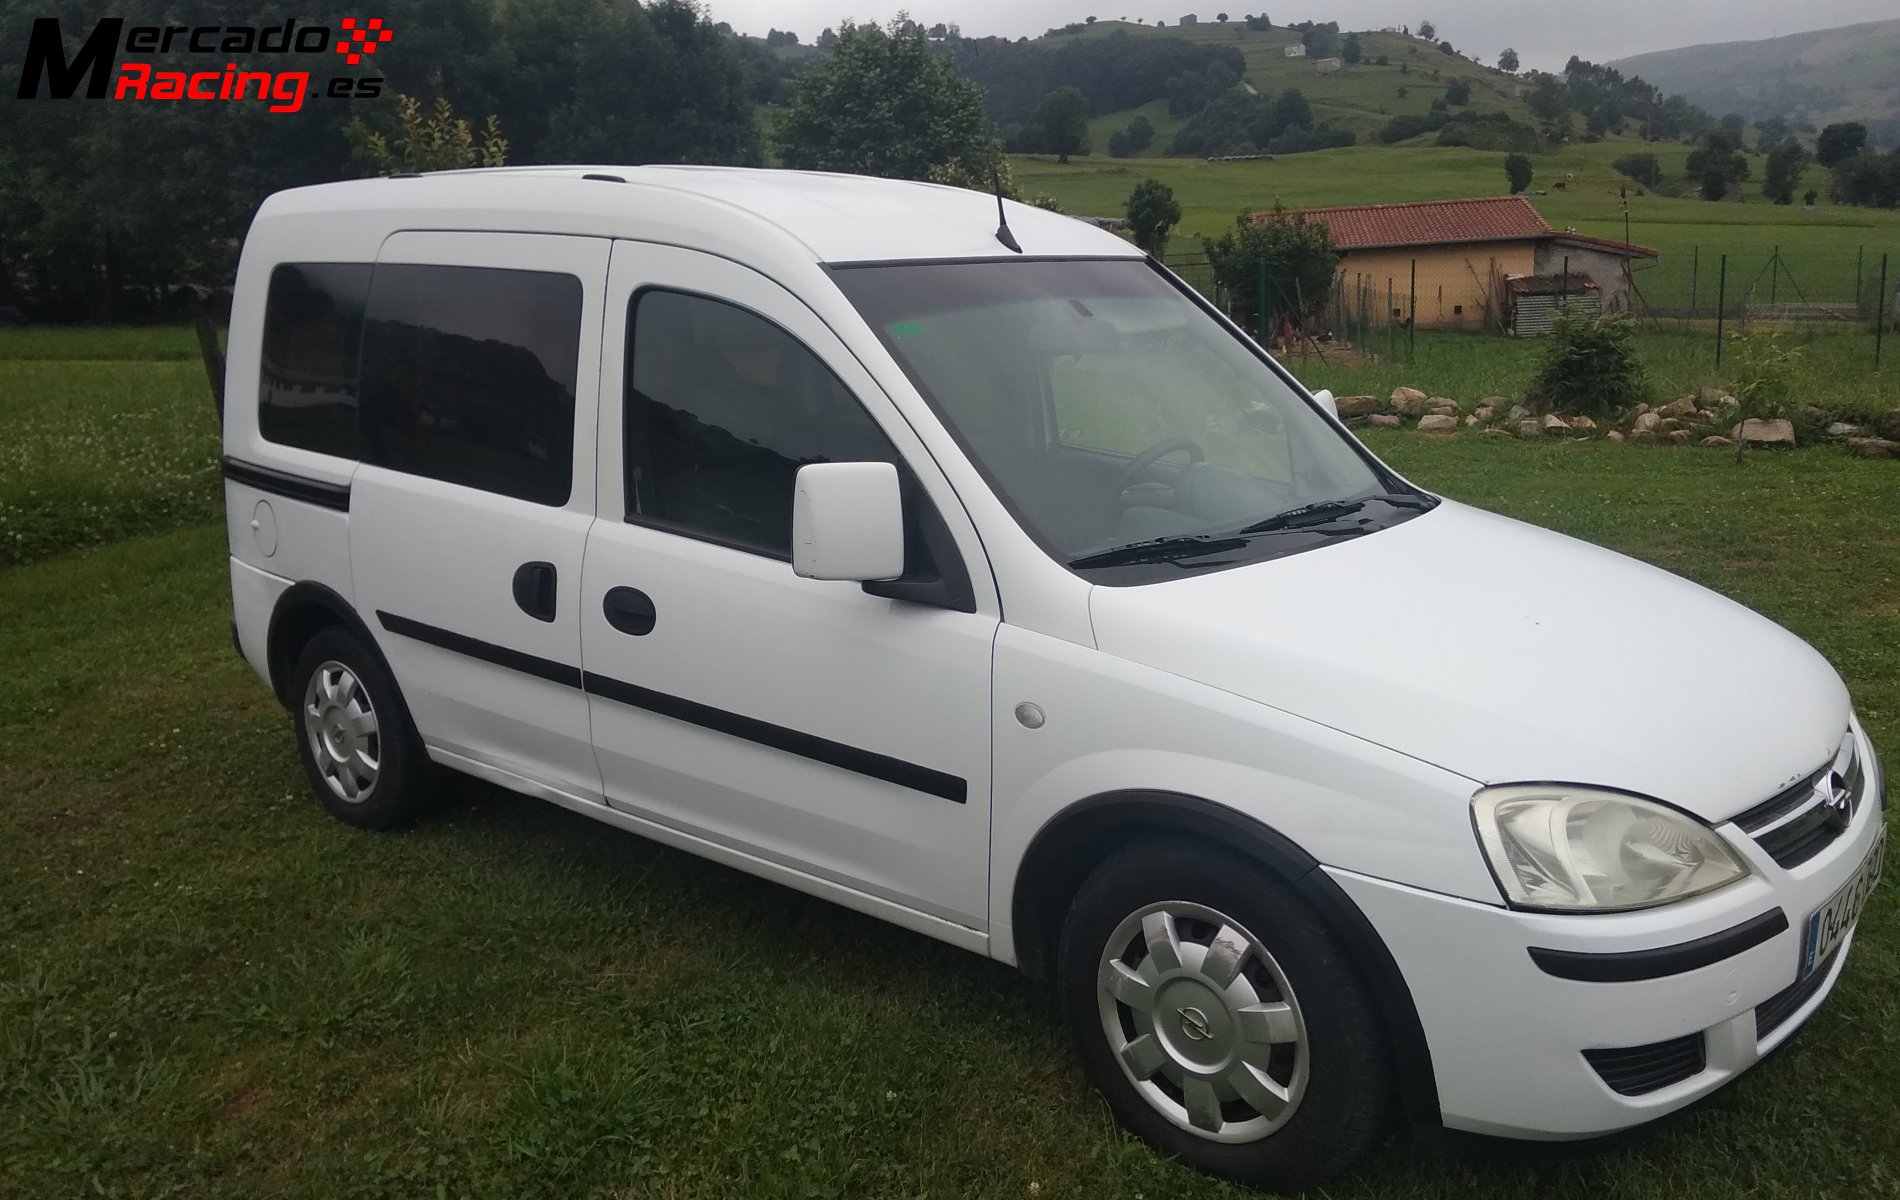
1054,19 -> 1536,146
1608,20 -> 1900,143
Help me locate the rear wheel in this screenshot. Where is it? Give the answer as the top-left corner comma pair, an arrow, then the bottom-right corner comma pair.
1057,838 -> 1391,1190
291,628 -> 428,830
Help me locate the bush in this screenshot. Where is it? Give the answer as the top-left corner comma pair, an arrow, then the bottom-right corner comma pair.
1504,152 -> 1533,194
1612,152 -> 1661,187
1726,332 -> 1803,422
1201,204 -> 1341,332
1526,307 -> 1647,418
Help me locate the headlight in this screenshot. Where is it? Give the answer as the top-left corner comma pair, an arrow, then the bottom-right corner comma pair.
1472,785 -> 1750,912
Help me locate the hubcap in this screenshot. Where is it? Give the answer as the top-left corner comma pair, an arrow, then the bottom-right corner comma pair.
302,661 -> 381,803
1096,901 -> 1309,1143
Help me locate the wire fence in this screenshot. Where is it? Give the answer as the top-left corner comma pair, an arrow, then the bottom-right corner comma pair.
1163,246 -> 1898,369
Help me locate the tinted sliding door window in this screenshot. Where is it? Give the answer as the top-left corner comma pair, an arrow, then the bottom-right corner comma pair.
624,290 -> 897,557
360,264 -> 583,505
258,263 -> 371,458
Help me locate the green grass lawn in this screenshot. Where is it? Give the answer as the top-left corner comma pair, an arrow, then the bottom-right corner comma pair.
2,330 -> 1897,1198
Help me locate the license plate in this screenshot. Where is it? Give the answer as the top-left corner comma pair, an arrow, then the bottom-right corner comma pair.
1801,828 -> 1885,979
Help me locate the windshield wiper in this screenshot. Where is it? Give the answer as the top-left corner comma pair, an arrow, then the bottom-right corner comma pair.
1237,492 -> 1433,536
1068,534 -> 1251,570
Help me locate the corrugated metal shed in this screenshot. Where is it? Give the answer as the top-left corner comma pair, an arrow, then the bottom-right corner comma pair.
1507,273 -> 1600,336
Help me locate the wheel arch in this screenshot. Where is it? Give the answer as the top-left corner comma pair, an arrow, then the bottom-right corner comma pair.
265,581 -> 389,710
1009,789 -> 1441,1129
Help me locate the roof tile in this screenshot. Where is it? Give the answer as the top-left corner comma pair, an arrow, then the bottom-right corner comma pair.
1294,196 -> 1552,251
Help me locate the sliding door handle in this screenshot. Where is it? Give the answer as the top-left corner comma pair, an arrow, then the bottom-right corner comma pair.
512,561 -> 558,622
602,586 -> 657,636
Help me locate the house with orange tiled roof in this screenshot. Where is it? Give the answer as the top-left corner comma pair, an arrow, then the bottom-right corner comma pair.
1289,196 -> 1657,331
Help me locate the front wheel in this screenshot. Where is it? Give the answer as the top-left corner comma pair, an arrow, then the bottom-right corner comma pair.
1057,839 -> 1392,1190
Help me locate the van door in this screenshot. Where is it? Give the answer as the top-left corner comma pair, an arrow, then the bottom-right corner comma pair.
349,232 -> 607,801
581,242 -> 999,929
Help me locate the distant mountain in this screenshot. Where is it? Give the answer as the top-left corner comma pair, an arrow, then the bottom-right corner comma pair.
1608,20 -> 1900,145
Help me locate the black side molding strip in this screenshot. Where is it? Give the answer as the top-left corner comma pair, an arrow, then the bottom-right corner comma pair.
369,611 -> 966,804
375,611 -> 583,689
1529,908 -> 1789,983
221,455 -> 352,512
583,671 -> 967,804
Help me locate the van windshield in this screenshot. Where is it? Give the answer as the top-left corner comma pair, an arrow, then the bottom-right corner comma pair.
829,257 -> 1432,583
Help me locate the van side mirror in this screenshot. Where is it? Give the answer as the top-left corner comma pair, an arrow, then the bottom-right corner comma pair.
792,462 -> 906,582
1310,388 -> 1337,418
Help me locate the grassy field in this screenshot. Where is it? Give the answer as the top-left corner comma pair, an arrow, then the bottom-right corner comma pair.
2,330 -> 1897,1197
0,325 -> 220,568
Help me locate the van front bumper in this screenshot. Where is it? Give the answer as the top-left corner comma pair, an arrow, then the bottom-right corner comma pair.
1327,763 -> 1884,1140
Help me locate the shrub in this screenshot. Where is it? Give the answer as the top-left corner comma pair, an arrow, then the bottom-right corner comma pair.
1726,332 -> 1803,422
1612,152 -> 1661,187
1526,307 -> 1647,418
1504,152 -> 1532,193
1201,204 -> 1341,332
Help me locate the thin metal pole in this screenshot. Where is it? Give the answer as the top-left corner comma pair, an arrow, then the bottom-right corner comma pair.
1856,245 -> 1864,310
1876,253 -> 1889,369
1258,260 -> 1268,343
1769,245 -> 1778,306
1715,254 -> 1728,366
1387,278 -> 1395,359
1409,258 -> 1417,358
1689,246 -> 1699,319
1561,254 -> 1569,307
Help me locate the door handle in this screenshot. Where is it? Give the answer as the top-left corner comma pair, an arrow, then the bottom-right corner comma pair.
512,561 -> 558,623
602,586 -> 657,636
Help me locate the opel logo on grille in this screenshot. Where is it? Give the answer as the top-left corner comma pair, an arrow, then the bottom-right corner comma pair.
1177,1006 -> 1214,1042
1815,770 -> 1854,831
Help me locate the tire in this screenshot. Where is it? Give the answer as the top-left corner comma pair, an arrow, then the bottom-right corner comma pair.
1057,838 -> 1392,1191
289,627 -> 429,830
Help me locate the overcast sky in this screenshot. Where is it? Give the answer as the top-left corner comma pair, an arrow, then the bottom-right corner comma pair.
702,0 -> 1897,71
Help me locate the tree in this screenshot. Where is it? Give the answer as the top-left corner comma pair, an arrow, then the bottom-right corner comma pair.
1504,152 -> 1533,193
1035,86 -> 1092,163
1498,47 -> 1519,72
1417,19 -> 1436,39
1087,15 -> 1098,23
1718,112 -> 1747,147
765,28 -> 799,47
1342,33 -> 1362,63
1762,140 -> 1809,205
1218,11 -> 1230,20
1269,88 -> 1313,133
1612,152 -> 1661,186
1201,205 -> 1341,330
1687,129 -> 1748,200
1438,41 -> 1455,55
1755,116 -> 1791,147
1816,122 -> 1868,167
1804,189 -> 1818,206
1445,79 -> 1470,105
1108,114 -> 1156,157
776,20 -> 1002,183
1126,179 -> 1183,255
347,95 -> 508,175
1828,151 -> 1900,208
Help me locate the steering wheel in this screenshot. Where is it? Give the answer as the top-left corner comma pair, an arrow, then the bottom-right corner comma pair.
1111,437 -> 1206,506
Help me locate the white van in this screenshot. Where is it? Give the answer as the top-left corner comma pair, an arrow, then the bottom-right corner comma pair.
223,167 -> 1884,1189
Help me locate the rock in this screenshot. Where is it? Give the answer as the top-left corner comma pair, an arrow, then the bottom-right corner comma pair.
1517,419 -> 1544,439
1658,417 -> 1686,432
1366,413 -> 1402,427
1390,386 -> 1429,414
1878,410 -> 1900,441
1846,437 -> 1898,459
1692,410 -> 1718,425
1633,402 -> 1653,416
1629,429 -> 1659,444
1633,412 -> 1661,433
1667,429 -> 1693,445
1417,414 -> 1459,432
1826,422 -> 1865,438
1659,396 -> 1698,417
1465,414 -> 1481,426
1606,430 -> 1625,443
1508,403 -> 1531,422
1700,435 -> 1735,448
1429,402 -> 1459,417
1482,427 -> 1512,438
1567,415 -> 1598,432
1473,405 -> 1496,423
1334,395 -> 1379,417
1700,387 -> 1738,409
1732,417 -> 1797,447
1479,396 -> 1510,412
1796,404 -> 1828,428
1541,414 -> 1569,433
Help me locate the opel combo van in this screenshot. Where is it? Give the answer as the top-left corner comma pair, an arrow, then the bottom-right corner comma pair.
223,167 -> 1884,1189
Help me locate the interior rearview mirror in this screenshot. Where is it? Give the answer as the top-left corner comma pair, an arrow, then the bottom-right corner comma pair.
1310,388 -> 1337,419
792,462 -> 906,582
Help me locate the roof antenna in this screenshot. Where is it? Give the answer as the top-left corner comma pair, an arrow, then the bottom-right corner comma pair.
993,172 -> 1022,254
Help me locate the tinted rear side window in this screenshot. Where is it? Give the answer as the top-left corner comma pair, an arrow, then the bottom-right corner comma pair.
360,264 -> 582,506
258,263 -> 371,458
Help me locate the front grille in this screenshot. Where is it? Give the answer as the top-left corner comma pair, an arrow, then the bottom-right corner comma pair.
1756,947 -> 1842,1040
1583,1034 -> 1706,1096
1732,737 -> 1863,869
